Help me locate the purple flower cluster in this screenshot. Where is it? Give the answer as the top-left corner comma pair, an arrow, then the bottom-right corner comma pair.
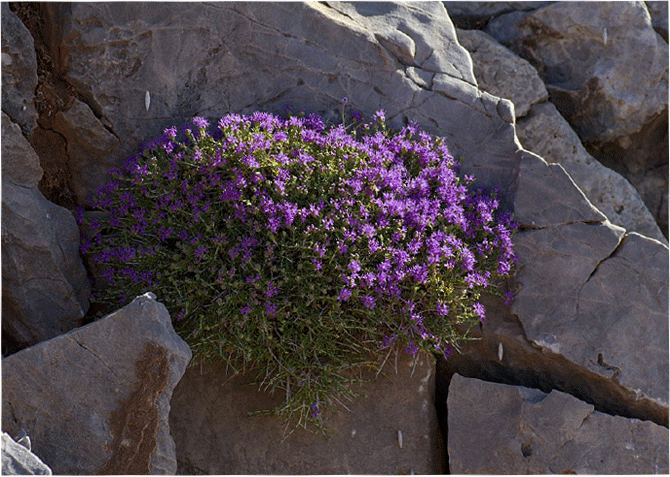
79,109 -> 517,418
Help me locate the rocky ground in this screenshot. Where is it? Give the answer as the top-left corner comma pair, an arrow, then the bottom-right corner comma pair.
2,2 -> 668,474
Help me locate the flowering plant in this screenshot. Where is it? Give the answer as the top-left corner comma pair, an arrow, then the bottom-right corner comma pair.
79,107 -> 517,432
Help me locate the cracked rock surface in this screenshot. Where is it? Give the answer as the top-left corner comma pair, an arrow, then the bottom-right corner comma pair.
1,293 -> 192,475
448,375 -> 669,474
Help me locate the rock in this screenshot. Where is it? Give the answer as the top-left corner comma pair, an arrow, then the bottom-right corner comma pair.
443,2 -> 554,29
486,1 -> 669,145
1,3 -> 39,135
52,98 -> 121,204
517,101 -> 667,243
456,28 -> 548,118
646,1 -> 668,41
169,351 -> 443,474
447,374 -> 669,474
511,153 -> 669,408
1,113 -> 89,354
51,1 -> 518,204
1,293 -> 192,475
513,152 -> 607,227
1,432 -> 53,475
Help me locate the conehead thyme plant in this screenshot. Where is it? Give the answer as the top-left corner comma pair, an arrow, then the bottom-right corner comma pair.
79,105 -> 518,432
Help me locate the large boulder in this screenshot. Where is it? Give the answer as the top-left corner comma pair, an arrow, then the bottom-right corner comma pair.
170,351 -> 444,474
51,1 -> 518,203
1,3 -> 38,135
1,293 -> 192,475
447,374 -> 669,474
1,113 -> 89,354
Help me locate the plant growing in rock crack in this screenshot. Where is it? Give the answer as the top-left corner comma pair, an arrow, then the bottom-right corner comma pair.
78,105 -> 518,435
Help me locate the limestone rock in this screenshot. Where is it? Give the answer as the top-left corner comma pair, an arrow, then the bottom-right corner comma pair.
1,293 -> 192,475
517,101 -> 666,243
486,1 -> 669,145
1,113 -> 89,354
456,28 -> 547,118
1,3 -> 38,135
52,98 -> 121,204
169,351 -> 443,474
646,1 -> 668,41
1,432 -> 52,475
53,1 -> 518,203
447,375 -> 669,474
444,2 -> 554,29
511,155 -> 669,407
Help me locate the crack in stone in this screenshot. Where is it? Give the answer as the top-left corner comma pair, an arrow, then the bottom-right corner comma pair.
574,230 -> 626,316
71,336 -> 120,379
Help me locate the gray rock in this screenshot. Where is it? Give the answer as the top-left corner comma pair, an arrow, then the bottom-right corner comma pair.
1,113 -> 89,353
517,101 -> 667,243
447,375 -> 669,474
1,432 -> 52,475
513,151 -> 606,227
1,293 -> 192,475
169,351 -> 443,474
1,3 -> 38,135
52,1 -> 518,203
52,98 -> 120,204
512,157 -> 669,408
456,28 -> 548,118
444,2 -> 554,29
646,1 -> 668,41
486,1 -> 669,145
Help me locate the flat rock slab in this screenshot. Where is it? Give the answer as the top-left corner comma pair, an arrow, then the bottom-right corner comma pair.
448,374 -> 669,474
169,351 -> 444,474
1,293 -> 192,475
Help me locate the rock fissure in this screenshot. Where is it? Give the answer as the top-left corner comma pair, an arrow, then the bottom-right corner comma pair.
71,336 -> 119,379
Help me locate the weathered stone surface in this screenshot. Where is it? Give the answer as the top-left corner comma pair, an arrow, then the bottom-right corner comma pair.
1,113 -> 89,354
1,432 -> 52,475
517,101 -> 666,242
444,2 -> 554,29
647,1 -> 668,41
52,98 -> 121,203
1,293 -> 192,475
170,351 -> 443,474
447,375 -> 669,474
486,1 -> 669,145
52,1 -> 518,204
1,3 -> 38,135
456,28 -> 547,118
513,152 -> 606,227
512,157 -> 669,407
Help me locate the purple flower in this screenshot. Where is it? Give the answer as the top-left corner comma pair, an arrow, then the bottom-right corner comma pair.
473,302 -> 485,322
193,116 -> 210,129
360,295 -> 375,310
338,288 -> 352,302
436,303 -> 449,316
